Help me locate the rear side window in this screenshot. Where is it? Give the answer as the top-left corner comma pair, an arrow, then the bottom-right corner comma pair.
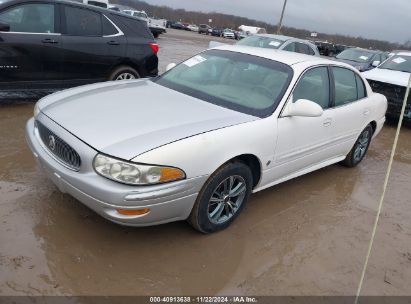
356,74 -> 366,99
102,16 -> 118,36
293,67 -> 330,109
333,67 -> 358,106
63,6 -> 102,36
109,14 -> 152,39
0,3 -> 55,33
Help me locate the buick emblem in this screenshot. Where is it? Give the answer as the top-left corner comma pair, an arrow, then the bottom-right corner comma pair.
48,135 -> 56,151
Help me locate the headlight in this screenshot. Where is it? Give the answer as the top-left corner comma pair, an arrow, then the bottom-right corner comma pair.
93,154 -> 186,185
33,103 -> 40,117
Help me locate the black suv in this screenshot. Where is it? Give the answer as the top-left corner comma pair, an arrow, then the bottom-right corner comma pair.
0,0 -> 159,91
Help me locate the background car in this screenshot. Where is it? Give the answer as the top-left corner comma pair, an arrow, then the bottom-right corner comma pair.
236,34 -> 320,56
222,28 -> 235,39
198,24 -> 211,35
315,41 -> 337,56
0,0 -> 159,91
211,27 -> 223,37
363,52 -> 411,121
170,21 -> 185,30
335,48 -> 389,72
27,46 -> 387,233
186,24 -> 199,32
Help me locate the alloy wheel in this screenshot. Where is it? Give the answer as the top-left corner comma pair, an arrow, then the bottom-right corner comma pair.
116,73 -> 136,80
207,175 -> 247,224
353,129 -> 371,162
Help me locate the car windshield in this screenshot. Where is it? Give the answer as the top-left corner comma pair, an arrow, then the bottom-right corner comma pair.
154,50 -> 293,117
236,36 -> 285,50
336,49 -> 375,63
379,55 -> 411,73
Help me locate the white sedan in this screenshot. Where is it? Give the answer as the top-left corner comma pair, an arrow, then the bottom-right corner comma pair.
26,45 -> 387,233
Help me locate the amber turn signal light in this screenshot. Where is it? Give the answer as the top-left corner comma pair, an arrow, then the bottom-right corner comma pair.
116,208 -> 150,216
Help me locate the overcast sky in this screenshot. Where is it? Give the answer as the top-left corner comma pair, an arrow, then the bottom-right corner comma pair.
144,0 -> 410,44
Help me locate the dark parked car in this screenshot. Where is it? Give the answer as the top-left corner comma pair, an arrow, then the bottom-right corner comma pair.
0,0 -> 159,91
170,21 -> 185,30
315,41 -> 337,57
335,48 -> 389,72
198,24 -> 211,35
210,27 -> 223,37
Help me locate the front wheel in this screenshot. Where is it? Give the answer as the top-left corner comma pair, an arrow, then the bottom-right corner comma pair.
188,162 -> 253,233
342,124 -> 373,167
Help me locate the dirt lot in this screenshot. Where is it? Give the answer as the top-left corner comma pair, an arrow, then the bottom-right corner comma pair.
0,29 -> 411,297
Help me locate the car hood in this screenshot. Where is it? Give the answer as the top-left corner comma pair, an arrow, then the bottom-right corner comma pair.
362,68 -> 411,87
39,79 -> 257,160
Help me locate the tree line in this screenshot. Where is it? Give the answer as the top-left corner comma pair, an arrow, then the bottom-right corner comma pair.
112,0 -> 410,52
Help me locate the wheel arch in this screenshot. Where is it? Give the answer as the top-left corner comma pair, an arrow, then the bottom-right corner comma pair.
226,154 -> 262,189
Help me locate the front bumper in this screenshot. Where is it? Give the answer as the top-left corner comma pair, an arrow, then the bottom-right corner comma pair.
25,115 -> 208,227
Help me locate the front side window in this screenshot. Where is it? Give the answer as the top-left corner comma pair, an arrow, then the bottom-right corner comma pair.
293,67 -> 330,109
283,42 -> 296,52
333,67 -> 358,106
64,6 -> 102,36
236,36 -> 285,50
154,50 -> 293,118
0,3 -> 55,33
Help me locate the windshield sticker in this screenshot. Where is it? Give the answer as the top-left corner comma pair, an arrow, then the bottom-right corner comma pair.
269,41 -> 281,47
359,56 -> 369,61
183,55 -> 207,67
392,57 -> 406,64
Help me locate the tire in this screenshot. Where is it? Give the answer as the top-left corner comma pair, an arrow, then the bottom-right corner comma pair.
188,162 -> 253,233
153,32 -> 159,38
342,124 -> 373,167
109,66 -> 140,81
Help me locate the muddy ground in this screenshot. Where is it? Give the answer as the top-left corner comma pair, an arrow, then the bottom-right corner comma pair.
0,29 -> 410,297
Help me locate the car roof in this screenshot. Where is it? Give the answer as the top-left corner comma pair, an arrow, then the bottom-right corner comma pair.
255,34 -> 309,43
213,44 -> 338,66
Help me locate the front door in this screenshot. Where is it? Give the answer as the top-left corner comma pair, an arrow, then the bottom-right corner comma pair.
271,66 -> 336,181
0,2 -> 62,89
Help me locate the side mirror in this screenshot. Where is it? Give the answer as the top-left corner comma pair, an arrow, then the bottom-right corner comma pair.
0,22 -> 10,32
166,63 -> 176,71
283,99 -> 324,118
372,60 -> 380,67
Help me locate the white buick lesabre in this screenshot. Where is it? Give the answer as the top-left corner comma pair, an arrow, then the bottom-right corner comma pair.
26,45 -> 387,233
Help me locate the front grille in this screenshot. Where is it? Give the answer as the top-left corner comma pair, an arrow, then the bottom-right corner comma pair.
36,121 -> 81,171
368,80 -> 411,118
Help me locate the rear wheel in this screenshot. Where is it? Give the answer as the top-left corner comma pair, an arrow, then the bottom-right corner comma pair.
188,162 -> 253,233
109,66 -> 140,81
342,124 -> 373,167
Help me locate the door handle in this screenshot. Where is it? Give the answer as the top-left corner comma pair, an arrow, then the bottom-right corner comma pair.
41,38 -> 58,44
323,118 -> 332,127
107,40 -> 120,45
363,109 -> 371,116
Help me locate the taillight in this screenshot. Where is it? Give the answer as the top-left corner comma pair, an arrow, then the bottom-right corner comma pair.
149,42 -> 159,54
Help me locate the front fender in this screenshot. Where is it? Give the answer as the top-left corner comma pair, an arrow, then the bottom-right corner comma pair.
132,118 -> 276,180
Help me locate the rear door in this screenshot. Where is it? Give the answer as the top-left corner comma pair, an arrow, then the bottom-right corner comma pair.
60,4 -> 125,84
327,66 -> 371,157
0,2 -> 62,88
